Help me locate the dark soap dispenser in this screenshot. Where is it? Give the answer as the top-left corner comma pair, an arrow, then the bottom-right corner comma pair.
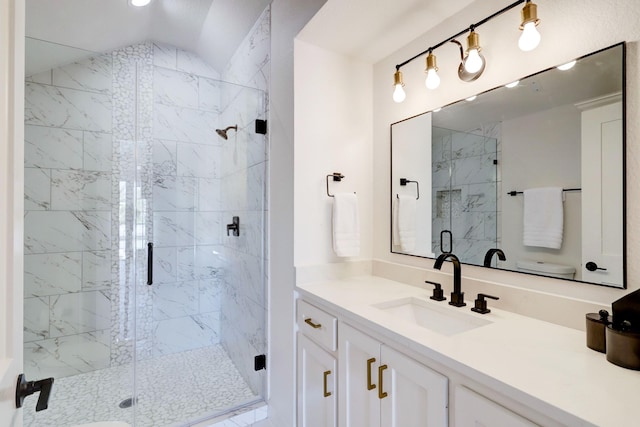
605,289 -> 640,370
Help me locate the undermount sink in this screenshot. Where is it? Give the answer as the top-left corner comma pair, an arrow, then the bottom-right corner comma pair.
373,297 -> 492,336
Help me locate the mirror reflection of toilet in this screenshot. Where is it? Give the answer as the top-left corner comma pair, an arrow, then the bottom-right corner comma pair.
516,260 -> 576,280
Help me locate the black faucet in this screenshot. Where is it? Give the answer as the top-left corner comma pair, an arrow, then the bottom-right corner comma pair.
483,248 -> 506,267
433,253 -> 465,307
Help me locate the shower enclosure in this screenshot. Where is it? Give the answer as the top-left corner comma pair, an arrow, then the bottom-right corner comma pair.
431,125 -> 499,265
22,7 -> 269,426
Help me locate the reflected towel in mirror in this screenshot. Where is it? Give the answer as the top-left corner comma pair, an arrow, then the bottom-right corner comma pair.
523,187 -> 564,249
393,195 -> 416,251
332,192 -> 360,257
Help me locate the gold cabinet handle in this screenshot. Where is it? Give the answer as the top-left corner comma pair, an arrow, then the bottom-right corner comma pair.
304,318 -> 322,329
323,370 -> 332,397
378,364 -> 388,399
366,358 -> 377,390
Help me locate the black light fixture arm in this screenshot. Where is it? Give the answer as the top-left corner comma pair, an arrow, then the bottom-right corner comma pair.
394,0 -> 527,71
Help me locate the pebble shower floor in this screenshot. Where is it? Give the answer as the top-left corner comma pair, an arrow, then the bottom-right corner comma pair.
23,345 -> 259,426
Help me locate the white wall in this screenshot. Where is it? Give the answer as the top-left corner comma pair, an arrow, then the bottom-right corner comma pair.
372,0 -> 640,305
293,39 -> 373,266
501,104 -> 582,277
268,0 -> 326,425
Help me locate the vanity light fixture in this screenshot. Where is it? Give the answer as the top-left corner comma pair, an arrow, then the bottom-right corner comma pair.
518,0 -> 541,51
425,51 -> 441,90
465,95 -> 477,102
391,0 -> 544,103
130,0 -> 151,6
557,60 -> 577,71
393,69 -> 406,103
433,107 -> 442,112
505,80 -> 519,88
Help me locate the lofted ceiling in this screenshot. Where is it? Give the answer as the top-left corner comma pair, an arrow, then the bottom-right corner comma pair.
296,0 -> 476,63
25,0 -> 271,75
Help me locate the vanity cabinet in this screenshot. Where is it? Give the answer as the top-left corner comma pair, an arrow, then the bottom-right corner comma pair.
454,386 -> 537,427
297,300 -> 338,427
339,323 -> 448,426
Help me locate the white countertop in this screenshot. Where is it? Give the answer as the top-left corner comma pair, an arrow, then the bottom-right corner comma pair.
297,275 -> 640,427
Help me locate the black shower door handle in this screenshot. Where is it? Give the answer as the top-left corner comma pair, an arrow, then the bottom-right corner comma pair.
440,230 -> 452,253
147,242 -> 153,285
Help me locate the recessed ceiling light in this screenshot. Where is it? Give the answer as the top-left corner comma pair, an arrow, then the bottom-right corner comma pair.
505,81 -> 519,88
465,95 -> 477,102
557,60 -> 576,71
130,0 -> 151,7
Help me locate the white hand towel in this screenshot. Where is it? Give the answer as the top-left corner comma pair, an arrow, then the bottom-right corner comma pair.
393,195 -> 416,251
332,192 -> 360,257
523,187 -> 564,249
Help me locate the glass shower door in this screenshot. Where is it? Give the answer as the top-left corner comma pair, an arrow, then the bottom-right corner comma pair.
133,58 -> 268,424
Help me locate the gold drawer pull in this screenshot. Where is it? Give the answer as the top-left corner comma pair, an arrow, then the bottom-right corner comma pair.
323,370 -> 332,397
378,364 -> 388,399
367,358 -> 377,390
304,318 -> 322,329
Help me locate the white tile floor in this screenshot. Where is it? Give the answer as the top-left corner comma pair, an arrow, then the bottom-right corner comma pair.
23,345 -> 260,427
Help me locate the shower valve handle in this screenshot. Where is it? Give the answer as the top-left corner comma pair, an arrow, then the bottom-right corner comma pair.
227,216 -> 240,237
16,374 -> 54,412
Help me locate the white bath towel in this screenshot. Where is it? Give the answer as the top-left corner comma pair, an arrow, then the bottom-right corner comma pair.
523,187 -> 564,249
393,195 -> 416,251
332,192 -> 360,257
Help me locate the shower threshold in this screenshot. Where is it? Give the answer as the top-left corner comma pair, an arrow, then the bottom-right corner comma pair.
23,344 -> 259,427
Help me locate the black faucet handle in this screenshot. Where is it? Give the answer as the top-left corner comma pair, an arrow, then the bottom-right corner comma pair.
471,293 -> 499,314
426,280 -> 446,301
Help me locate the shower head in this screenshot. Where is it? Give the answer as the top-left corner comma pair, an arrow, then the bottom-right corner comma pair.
215,125 -> 238,140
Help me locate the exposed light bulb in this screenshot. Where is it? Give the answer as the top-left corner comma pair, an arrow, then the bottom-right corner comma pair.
466,95 -> 477,102
425,69 -> 440,90
424,52 -> 440,90
519,21 -> 541,51
392,70 -> 406,103
393,84 -> 406,103
131,0 -> 151,6
464,49 -> 483,73
557,60 -> 576,71
505,80 -> 519,88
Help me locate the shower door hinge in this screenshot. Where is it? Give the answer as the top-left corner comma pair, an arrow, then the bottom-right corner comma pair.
255,119 -> 267,135
254,354 -> 266,371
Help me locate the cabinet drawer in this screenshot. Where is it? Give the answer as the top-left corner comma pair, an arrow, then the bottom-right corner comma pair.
298,300 -> 338,351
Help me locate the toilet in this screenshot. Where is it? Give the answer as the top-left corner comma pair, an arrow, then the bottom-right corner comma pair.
71,422 -> 131,427
516,259 -> 576,280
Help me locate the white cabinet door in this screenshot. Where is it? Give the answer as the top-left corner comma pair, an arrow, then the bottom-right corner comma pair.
380,346 -> 448,427
454,386 -> 538,427
339,323 -> 381,427
298,334 -> 337,427
339,323 -> 448,427
581,100 -> 623,286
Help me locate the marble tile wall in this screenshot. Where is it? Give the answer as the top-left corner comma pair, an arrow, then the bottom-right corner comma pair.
219,5 -> 270,395
149,42 -> 225,357
431,126 -> 499,265
24,53 -> 115,379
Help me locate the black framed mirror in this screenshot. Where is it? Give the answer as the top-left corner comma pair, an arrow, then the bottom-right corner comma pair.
391,42 -> 626,288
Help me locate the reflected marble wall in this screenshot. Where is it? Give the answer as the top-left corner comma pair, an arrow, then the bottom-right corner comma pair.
431,124 -> 500,265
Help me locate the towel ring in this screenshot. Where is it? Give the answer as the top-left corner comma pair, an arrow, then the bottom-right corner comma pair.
397,178 -> 419,200
326,173 -> 356,197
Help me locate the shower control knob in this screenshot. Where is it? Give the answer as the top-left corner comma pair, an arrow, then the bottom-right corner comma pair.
586,262 -> 607,272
